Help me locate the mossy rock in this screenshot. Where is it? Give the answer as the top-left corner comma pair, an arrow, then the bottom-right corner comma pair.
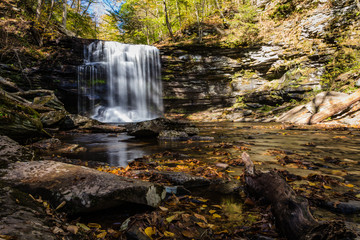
0,93 -> 45,142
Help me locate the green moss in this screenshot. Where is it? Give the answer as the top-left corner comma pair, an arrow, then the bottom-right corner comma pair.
270,1 -> 296,20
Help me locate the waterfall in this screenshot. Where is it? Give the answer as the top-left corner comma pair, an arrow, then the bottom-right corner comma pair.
77,41 -> 163,123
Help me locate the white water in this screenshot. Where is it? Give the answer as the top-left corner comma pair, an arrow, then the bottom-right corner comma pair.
77,41 -> 163,123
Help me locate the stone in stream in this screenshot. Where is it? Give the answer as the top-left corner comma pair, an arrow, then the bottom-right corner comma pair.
1,160 -> 166,213
126,117 -> 198,138
30,138 -> 86,155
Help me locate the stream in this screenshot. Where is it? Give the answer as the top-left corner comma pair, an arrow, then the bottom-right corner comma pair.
60,122 -> 360,232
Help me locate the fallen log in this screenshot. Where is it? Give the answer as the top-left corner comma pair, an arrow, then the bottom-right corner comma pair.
242,152 -> 357,240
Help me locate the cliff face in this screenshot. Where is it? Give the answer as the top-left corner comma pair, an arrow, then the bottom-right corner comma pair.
160,0 -> 360,121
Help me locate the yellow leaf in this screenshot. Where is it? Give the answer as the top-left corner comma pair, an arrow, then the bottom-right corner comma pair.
166,215 -> 177,223
212,213 -> 221,219
212,205 -> 222,209
96,231 -> 107,238
55,201 -> 66,210
215,230 -> 228,234
308,181 -> 316,186
197,198 -> 208,203
201,205 -> 207,208
164,231 -> 175,237
355,194 -> 360,198
345,184 -> 354,188
76,223 -> 90,231
323,184 -> 332,189
144,227 -> 155,239
88,223 -> 101,228
209,210 -> 216,214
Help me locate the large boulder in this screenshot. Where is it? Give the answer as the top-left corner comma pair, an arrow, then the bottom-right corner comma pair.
31,138 -> 86,155
126,118 -> 198,138
276,91 -> 349,124
1,161 -> 166,213
0,91 -> 45,142
40,110 -> 67,127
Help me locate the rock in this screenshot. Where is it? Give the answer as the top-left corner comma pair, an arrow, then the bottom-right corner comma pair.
31,138 -> 86,155
215,163 -> 229,169
0,136 -> 34,167
277,91 -> 349,124
156,171 -> 210,188
1,161 -> 166,213
40,110 -> 67,127
324,200 -> 360,214
127,118 -> 197,138
33,94 -> 65,111
0,91 -> 45,142
0,185 -> 57,240
158,130 -> 189,140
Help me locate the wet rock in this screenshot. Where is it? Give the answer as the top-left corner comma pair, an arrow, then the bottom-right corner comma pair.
0,185 -> 57,240
324,200 -> 360,214
31,138 -> 86,155
1,161 -> 166,213
127,118 -> 197,138
157,171 -> 210,188
158,130 -> 189,140
0,136 -> 34,167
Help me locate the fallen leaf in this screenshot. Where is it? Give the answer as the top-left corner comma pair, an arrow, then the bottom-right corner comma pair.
182,230 -> 195,238
356,194 -> 360,198
66,225 -> 78,234
55,201 -> 66,211
88,223 -> 101,228
196,222 -> 208,228
76,223 -> 90,231
96,231 -> 107,239
212,205 -> 222,209
344,184 -> 354,188
166,215 -> 177,223
164,231 -> 175,237
212,213 -> 221,219
323,184 -> 332,190
194,213 -> 207,223
209,210 -> 216,214
159,206 -> 168,211
144,227 -> 156,239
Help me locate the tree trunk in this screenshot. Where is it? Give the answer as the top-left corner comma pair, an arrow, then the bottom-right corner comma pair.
163,0 -> 176,42
309,89 -> 360,124
36,0 -> 42,20
194,1 -> 202,43
47,0 -> 55,22
62,0 -> 68,28
176,0 -> 182,30
242,152 -> 356,240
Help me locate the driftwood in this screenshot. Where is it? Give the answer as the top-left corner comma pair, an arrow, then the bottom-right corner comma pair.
309,89 -> 360,124
242,152 -> 357,240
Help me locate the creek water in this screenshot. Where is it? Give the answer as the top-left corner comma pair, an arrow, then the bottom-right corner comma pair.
62,122 -> 360,186
61,122 -> 360,230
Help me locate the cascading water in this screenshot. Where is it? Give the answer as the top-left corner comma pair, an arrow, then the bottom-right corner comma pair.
77,41 -> 163,123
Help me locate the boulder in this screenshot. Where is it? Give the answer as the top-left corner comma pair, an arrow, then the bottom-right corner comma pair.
158,130 -> 189,140
0,136 -> 34,167
277,91 -> 349,124
127,118 -> 198,138
1,161 -> 166,213
32,93 -> 65,111
0,91 -> 45,142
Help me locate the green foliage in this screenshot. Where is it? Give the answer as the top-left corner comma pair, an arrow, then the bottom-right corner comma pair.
321,48 -> 360,90
270,0 -> 296,19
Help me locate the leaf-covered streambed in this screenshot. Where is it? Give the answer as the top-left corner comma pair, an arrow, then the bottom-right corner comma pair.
51,122 -> 360,239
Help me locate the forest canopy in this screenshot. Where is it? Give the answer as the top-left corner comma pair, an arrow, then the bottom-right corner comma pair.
16,0 -> 259,46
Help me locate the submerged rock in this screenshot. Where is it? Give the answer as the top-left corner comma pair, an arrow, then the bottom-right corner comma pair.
31,138 -> 86,155
1,161 -> 166,213
127,117 -> 198,138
